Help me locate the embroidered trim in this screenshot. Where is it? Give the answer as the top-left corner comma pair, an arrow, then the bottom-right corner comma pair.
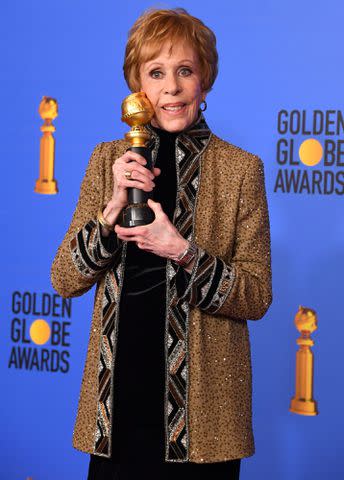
164,114 -> 212,461
70,220 -> 116,279
189,251 -> 220,307
176,250 -> 236,314
93,243 -> 126,457
176,246 -> 204,302
146,128 -> 160,168
206,263 -> 236,314
97,221 -> 118,257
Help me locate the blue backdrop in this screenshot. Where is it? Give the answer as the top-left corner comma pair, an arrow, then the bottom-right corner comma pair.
1,1 -> 343,479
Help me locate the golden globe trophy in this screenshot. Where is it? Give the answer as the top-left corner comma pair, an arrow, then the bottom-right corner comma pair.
289,306 -> 319,416
120,92 -> 155,227
34,96 -> 58,194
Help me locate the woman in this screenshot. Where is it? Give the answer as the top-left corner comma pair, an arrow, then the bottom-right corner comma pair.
51,8 -> 272,480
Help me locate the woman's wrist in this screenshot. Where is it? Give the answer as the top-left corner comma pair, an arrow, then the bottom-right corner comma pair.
172,239 -> 198,272
171,238 -> 189,261
99,200 -> 124,237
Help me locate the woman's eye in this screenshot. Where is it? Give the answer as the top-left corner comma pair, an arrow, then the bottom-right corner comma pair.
150,70 -> 163,79
179,68 -> 192,77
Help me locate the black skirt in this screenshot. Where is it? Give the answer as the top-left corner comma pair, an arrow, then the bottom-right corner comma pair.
88,455 -> 240,480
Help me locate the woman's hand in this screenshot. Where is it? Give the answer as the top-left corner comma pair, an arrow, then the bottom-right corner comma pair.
101,152 -> 161,235
114,199 -> 189,261
111,151 -> 160,210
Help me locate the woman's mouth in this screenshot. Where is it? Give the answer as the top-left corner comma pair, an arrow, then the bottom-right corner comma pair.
161,103 -> 186,113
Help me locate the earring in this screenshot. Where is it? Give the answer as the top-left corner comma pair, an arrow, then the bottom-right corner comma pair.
200,100 -> 207,112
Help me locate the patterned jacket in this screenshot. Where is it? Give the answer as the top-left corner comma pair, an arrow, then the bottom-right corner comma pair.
51,115 -> 272,463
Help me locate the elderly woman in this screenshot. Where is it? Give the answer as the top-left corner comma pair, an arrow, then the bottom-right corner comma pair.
51,7 -> 272,480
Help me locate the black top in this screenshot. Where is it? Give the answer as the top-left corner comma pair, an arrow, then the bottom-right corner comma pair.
87,127 -> 241,479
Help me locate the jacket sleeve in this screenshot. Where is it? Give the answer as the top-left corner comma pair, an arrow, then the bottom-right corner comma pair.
51,143 -> 121,298
176,156 -> 272,320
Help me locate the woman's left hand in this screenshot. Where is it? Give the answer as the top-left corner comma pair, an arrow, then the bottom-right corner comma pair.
114,199 -> 189,261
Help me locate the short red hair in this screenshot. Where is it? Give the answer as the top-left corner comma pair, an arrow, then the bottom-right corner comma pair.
123,8 -> 218,93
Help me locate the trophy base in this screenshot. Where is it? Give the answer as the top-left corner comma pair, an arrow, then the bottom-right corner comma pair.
289,398 -> 318,416
34,179 -> 58,194
120,203 -> 155,227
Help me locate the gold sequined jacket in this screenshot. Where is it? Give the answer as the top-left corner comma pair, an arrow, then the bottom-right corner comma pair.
51,115 -> 272,463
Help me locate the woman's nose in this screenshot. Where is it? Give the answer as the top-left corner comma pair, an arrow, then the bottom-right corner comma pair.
163,73 -> 181,95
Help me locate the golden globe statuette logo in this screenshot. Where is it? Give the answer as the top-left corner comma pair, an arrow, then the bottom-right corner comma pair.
30,319 -> 51,345
289,306 -> 318,416
34,96 -> 58,194
299,138 -> 323,167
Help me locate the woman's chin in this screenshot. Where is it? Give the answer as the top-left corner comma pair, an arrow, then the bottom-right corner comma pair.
152,115 -> 195,133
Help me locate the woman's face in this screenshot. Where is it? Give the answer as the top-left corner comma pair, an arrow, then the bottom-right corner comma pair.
139,42 -> 206,132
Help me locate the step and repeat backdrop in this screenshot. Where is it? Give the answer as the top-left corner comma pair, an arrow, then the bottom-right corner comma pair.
1,1 -> 343,479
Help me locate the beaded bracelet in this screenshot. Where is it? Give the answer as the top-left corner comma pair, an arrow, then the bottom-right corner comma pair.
97,206 -> 115,231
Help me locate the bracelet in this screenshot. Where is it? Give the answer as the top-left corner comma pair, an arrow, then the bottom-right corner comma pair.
174,242 -> 198,267
97,206 -> 115,231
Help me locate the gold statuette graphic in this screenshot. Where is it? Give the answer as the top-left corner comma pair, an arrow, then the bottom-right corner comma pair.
289,306 -> 319,416
34,96 -> 58,194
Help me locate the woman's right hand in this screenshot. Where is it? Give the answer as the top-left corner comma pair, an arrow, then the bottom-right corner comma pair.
101,151 -> 161,233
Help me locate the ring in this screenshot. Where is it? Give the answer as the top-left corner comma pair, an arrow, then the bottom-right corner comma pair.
124,170 -> 132,179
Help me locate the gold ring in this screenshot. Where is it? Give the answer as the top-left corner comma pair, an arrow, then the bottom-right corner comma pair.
124,170 -> 132,179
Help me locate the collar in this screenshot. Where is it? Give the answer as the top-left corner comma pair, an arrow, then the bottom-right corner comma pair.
146,112 -> 212,157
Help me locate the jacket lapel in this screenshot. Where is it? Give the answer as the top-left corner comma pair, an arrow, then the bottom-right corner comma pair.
164,114 -> 212,461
